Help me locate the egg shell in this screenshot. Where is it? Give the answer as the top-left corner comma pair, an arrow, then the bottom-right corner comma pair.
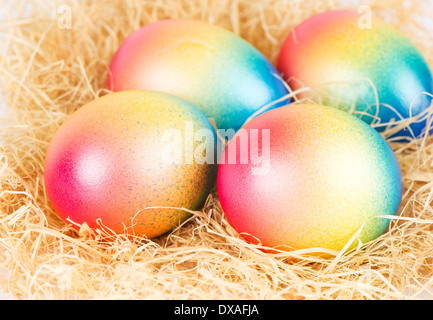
108,19 -> 289,132
44,90 -> 217,239
217,104 -> 402,252
278,10 -> 433,139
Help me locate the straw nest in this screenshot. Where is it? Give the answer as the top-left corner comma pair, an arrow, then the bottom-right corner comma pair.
1,0 -> 433,300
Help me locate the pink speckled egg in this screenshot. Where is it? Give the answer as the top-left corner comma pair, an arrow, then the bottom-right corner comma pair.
44,90 -> 217,239
217,104 -> 402,252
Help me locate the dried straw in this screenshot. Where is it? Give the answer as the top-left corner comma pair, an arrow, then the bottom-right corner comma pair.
1,0 -> 433,300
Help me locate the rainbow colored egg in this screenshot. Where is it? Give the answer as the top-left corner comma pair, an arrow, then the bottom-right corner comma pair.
44,90 -> 217,239
278,10 -> 433,140
108,19 -> 289,131
217,104 -> 402,252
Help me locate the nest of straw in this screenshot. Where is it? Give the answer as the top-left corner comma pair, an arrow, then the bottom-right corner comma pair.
1,0 -> 433,300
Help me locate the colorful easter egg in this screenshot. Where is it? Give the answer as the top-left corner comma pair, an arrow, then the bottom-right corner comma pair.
278,10 -> 433,140
217,104 -> 402,252
108,19 -> 289,132
44,90 -> 217,239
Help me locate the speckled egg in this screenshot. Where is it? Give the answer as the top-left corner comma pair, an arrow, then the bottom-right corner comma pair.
108,19 -> 289,132
278,10 -> 433,140
217,104 -> 402,252
44,90 -> 217,239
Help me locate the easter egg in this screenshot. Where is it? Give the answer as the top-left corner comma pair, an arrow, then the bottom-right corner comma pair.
217,104 -> 402,252
44,90 -> 217,239
108,19 -> 289,132
278,10 -> 433,140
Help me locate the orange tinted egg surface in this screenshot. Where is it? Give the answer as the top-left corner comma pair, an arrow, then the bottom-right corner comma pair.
44,90 -> 217,239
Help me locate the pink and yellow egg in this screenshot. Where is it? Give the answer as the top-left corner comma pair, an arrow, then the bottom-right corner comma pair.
44,90 -> 217,239
217,104 -> 402,252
